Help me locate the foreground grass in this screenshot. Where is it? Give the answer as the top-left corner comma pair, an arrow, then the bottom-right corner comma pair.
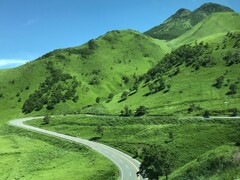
170,145 -> 240,180
27,114 -> 240,178
0,121 -> 118,180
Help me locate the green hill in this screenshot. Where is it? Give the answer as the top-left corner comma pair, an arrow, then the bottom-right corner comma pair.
170,145 -> 240,179
0,30 -> 170,118
144,3 -> 234,40
101,30 -> 240,116
170,12 -> 240,47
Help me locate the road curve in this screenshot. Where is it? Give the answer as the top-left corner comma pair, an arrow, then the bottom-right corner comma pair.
9,117 -> 143,180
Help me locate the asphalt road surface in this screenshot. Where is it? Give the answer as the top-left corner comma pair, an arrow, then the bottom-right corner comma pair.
9,117 -> 144,180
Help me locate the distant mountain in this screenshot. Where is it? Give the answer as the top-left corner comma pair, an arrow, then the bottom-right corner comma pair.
144,2 -> 234,40
170,12 -> 240,47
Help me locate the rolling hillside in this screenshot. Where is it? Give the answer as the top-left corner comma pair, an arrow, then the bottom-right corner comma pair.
170,12 -> 240,47
100,16 -> 240,116
144,3 -> 234,40
0,30 -> 170,118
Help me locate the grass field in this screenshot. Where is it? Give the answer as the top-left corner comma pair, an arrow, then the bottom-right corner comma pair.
0,113 -> 118,180
27,114 -> 240,179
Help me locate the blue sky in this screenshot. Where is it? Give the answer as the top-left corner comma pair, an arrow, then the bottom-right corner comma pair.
0,0 -> 239,68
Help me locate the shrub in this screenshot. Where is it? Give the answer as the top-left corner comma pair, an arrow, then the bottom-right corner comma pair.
120,106 -> 132,117
135,106 -> 147,116
214,76 -> 224,88
203,110 -> 210,118
228,84 -> 238,95
96,97 -> 100,103
121,91 -> 129,100
43,115 -> 51,124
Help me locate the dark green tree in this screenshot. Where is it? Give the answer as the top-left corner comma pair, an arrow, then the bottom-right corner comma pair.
203,110 -> 210,118
96,125 -> 104,137
228,84 -> 238,94
43,115 -> 51,124
120,105 -> 132,116
214,76 -> 224,88
122,75 -> 129,84
138,145 -> 175,180
96,97 -> 100,103
108,93 -> 114,100
135,106 -> 147,116
121,91 -> 129,100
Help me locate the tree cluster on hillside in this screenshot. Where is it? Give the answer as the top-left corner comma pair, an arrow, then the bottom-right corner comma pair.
89,76 -> 100,85
148,77 -> 166,94
223,51 -> 240,66
226,31 -> 240,49
132,42 -> 215,96
120,105 -> 147,117
22,61 -> 79,114
143,42 -> 215,83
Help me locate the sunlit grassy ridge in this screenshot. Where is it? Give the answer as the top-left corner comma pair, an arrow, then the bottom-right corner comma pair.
101,28 -> 240,116
0,30 -> 170,117
144,3 -> 234,40
170,12 -> 240,47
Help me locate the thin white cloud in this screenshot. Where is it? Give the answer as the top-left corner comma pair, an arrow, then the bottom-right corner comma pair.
0,59 -> 29,67
24,19 -> 36,26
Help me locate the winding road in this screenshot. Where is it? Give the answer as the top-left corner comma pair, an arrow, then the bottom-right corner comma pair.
9,117 -> 143,180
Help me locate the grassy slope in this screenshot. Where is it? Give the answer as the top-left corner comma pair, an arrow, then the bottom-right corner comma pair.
100,13 -> 240,116
144,8 -> 192,40
0,30 -> 170,118
27,115 -> 240,179
144,3 -> 234,40
170,145 -> 240,180
170,12 -> 240,47
0,125 -> 118,180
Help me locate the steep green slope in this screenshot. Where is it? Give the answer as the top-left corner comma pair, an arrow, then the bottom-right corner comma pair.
0,30 -> 170,119
144,3 -> 234,40
170,145 -> 240,180
144,8 -> 192,40
101,31 -> 240,116
170,12 -> 240,47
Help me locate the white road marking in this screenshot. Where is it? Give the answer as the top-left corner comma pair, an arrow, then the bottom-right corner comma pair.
111,154 -> 116,158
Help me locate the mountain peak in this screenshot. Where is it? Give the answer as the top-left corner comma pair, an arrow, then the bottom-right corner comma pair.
196,2 -> 234,14
144,2 -> 235,40
173,8 -> 191,18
